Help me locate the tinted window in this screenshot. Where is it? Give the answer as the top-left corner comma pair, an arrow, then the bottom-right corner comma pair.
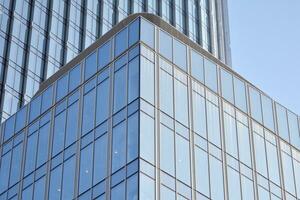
82,89 -> 96,135
41,86 -> 53,113
160,125 -> 175,175
56,75 -> 68,101
113,66 -> 126,113
129,19 -> 140,46
15,106 -> 27,132
261,95 -> 274,131
65,101 -> 79,147
191,50 -> 204,83
112,122 -> 126,172
160,69 -> 173,116
96,76 -> 110,125
204,59 -> 218,92
115,28 -> 128,57
4,115 -> 15,141
140,57 -> 154,104
174,79 -> 188,126
173,39 -> 187,71
98,41 -> 111,70
249,87 -> 262,123
127,113 -> 139,162
52,111 -> 66,156
234,77 -> 247,112
140,113 -> 155,164
85,52 -> 97,80
69,65 -> 81,92
159,30 -> 172,61
220,69 -> 234,103
141,18 -> 154,48
94,134 -> 108,183
79,144 -> 93,194
29,95 -> 41,122
128,57 -> 139,103
276,104 -> 289,141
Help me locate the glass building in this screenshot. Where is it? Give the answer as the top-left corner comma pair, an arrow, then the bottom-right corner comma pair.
0,0 -> 231,122
0,13 -> 300,200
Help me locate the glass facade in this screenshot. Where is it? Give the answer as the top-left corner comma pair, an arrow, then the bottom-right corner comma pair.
0,0 -> 231,122
0,15 -> 300,200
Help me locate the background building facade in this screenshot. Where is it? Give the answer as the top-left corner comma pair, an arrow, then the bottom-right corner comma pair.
0,0 -> 231,122
0,14 -> 299,200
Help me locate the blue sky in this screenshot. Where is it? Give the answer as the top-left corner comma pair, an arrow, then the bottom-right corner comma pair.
228,0 -> 300,115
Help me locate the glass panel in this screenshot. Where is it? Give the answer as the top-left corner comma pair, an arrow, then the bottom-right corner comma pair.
220,69 -> 234,103
176,135 -> 190,185
114,66 -> 126,113
207,101 -> 221,147
62,156 -> 76,200
261,95 -> 274,131
141,18 -> 154,48
140,57 -> 154,104
25,132 -> 38,175
241,176 -> 255,200
112,121 -> 126,172
69,65 -> 81,92
190,50 -> 204,83
56,75 -> 68,101
9,143 -> 23,186
128,57 -> 139,103
293,159 -> 300,197
65,101 -> 79,147
224,113 -> 238,158
129,19 -> 140,46
4,116 -> 15,141
85,52 -> 97,80
96,77 -> 110,125
249,87 -> 262,123
53,111 -> 66,156
29,95 -> 41,122
126,174 -> 138,200
210,156 -> 224,200
281,152 -> 296,195
161,185 -> 175,200
266,141 -> 280,185
111,182 -> 125,200
98,40 -> 111,70
287,111 -> 300,148
49,165 -> 62,200
160,125 -> 175,175
140,112 -> 155,164
159,30 -> 172,61
82,89 -> 96,135
160,69 -> 173,116
227,167 -> 241,200
173,39 -> 187,71
79,144 -> 93,194
139,174 -> 155,200
94,134 -> 108,183
253,133 -> 268,177
233,77 -> 247,112
115,27 -> 128,57
22,185 -> 33,200
195,147 -> 209,196
276,104 -> 289,141
15,107 -> 27,132
127,113 -> 139,163
37,123 -> 50,167
34,177 -> 46,200
192,91 -> 206,138
174,79 -> 188,126
237,122 -> 252,167
41,86 -> 53,113
0,151 -> 11,193
204,59 -> 218,93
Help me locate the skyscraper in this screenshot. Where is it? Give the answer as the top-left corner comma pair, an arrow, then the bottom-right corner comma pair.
0,0 -> 231,122
0,13 -> 300,200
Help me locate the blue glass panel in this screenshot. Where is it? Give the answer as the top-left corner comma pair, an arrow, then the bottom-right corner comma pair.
0,151 -> 11,193
111,182 -> 125,200
173,39 -> 187,71
52,111 -> 66,156
112,122 -> 126,172
140,112 -> 155,164
129,19 -> 140,46
69,64 -> 81,92
128,57 -> 139,103
140,57 -> 154,104
126,174 -> 138,200
56,74 -> 69,102
195,147 -> 209,196
115,28 -> 128,57
49,165 -> 62,200
24,132 -> 38,176
176,135 -> 190,185
15,106 -> 27,133
22,185 -> 33,200
96,78 -> 110,125
160,125 -> 175,175
85,51 -> 97,80
249,87 -> 263,123
141,18 -> 154,48
9,142 -> 23,186
37,123 -> 50,167
98,40 -> 111,70
192,92 -> 206,137
34,177 -> 46,200
79,144 -> 93,194
41,86 -> 53,113
127,113 -> 138,162
210,156 -> 224,200
113,66 -> 126,113
82,89 -> 96,135
191,50 -> 204,83
174,79 -> 188,126
62,156 -> 76,200
160,69 -> 173,116
4,115 -> 15,141
204,59 -> 218,93
93,134 -> 108,184
65,101 -> 79,147
29,95 -> 41,122
159,30 -> 172,61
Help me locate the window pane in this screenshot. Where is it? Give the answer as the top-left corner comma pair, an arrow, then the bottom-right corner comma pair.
69,65 -> 81,92
173,39 -> 187,71
98,40 -> 111,70
210,156 -> 224,200
65,101 -> 79,147
249,87 -> 262,123
204,59 -> 218,92
62,156 -> 76,200
224,113 -> 238,158
127,174 -> 138,200
115,28 -> 128,57
140,174 -> 155,200
94,134 -> 108,183
160,69 -> 173,116
174,79 -> 188,126
0,152 -> 11,193
82,89 -> 96,135
37,123 -> 50,167
191,50 -> 204,83
261,95 -> 274,131
129,19 -> 140,46
253,133 -> 268,177
241,176 -> 254,200
161,185 -> 175,200
195,147 -> 209,196
287,111 -> 300,149
111,182 -> 125,200
127,113 -> 139,162
192,91 -> 206,138
53,111 -> 66,156
41,86 -> 53,112
141,18 -> 154,48
128,57 -> 139,103
56,75 -> 68,101
276,104 -> 289,141
85,52 -> 97,80
159,30 -> 172,61
79,144 -> 93,194
234,77 -> 247,112
140,57 -> 154,104
281,152 -> 296,195
4,116 -> 15,142
112,122 -> 126,172
9,143 -> 23,186
25,132 -> 38,175
220,69 -> 234,103
114,66 -> 126,113
227,167 -> 241,200
34,177 -> 46,200
160,125 -> 175,175
15,106 -> 27,132
266,141 -> 280,185
237,122 -> 252,167
96,77 -> 110,125
29,95 -> 41,122
49,166 -> 62,200
207,101 -> 221,147
176,135 -> 190,185
293,159 -> 300,197
140,112 -> 155,164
